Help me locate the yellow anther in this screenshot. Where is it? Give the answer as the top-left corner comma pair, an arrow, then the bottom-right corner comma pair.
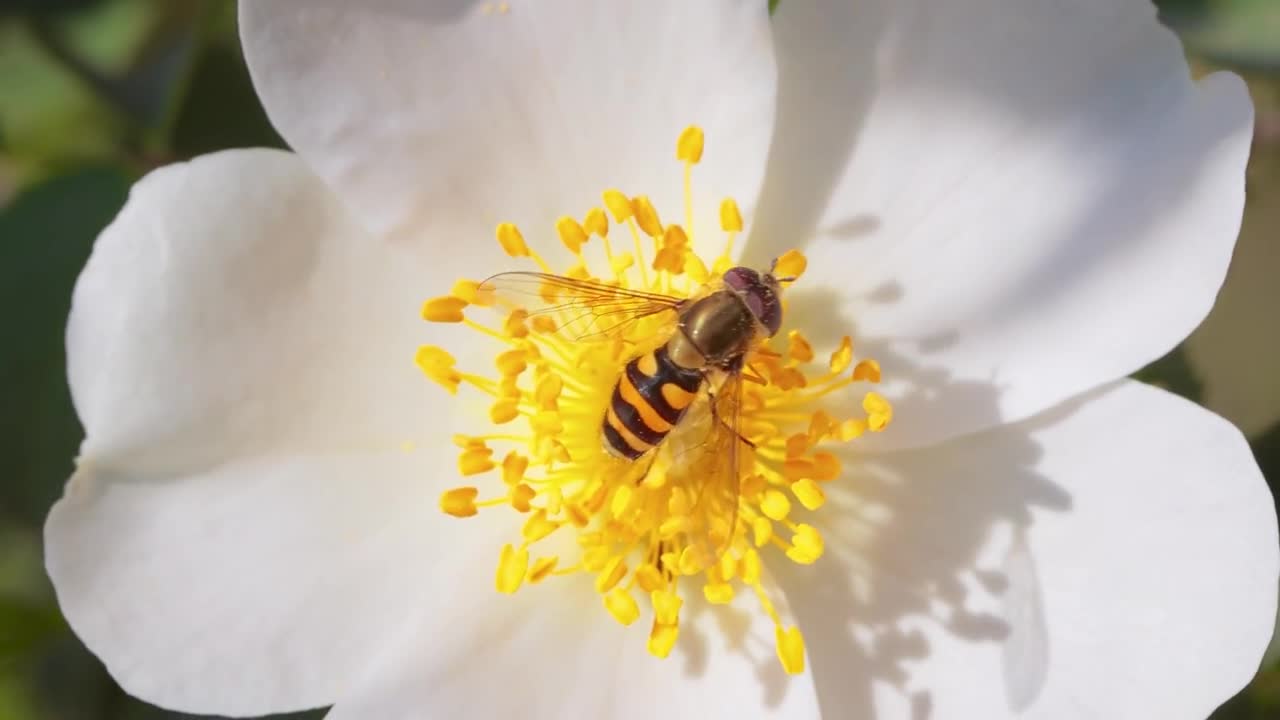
761,489 -> 792,521
603,189 -> 633,222
496,222 -> 530,257
653,247 -> 685,274
786,524 -> 824,564
503,309 -> 530,338
489,398 -> 520,424
719,197 -> 743,232
658,515 -> 690,538
718,553 -> 739,581
510,483 -> 536,512
610,252 -> 635,275
785,433 -> 811,459
595,556 -> 628,593
742,548 -> 762,584
678,546 -> 707,575
662,225 -> 689,250
773,249 -> 807,281
808,410 -> 834,442
651,590 -> 684,625
775,626 -> 806,675
787,330 -> 814,363
837,418 -> 869,441
529,556 -> 558,583
440,487 -> 479,517
635,563 -> 665,593
530,315 -> 558,334
648,622 -> 679,659
812,451 -> 841,482
668,486 -> 692,516
632,196 -> 663,237
556,216 -> 589,254
703,582 -> 734,604
495,348 -> 527,377
685,252 -> 709,283
747,515 -> 768,543
421,295 -> 467,323
450,278 -> 495,306
604,588 -> 640,625
522,510 -> 558,543
783,458 -> 815,483
853,358 -> 882,383
415,346 -> 462,393
864,391 -> 893,431
792,478 -> 826,511
459,446 -> 496,476
501,452 -> 528,485
676,125 -> 705,163
583,207 -> 609,238
610,484 -> 634,517
535,373 -> 562,409
495,543 -> 529,594
829,336 -> 854,373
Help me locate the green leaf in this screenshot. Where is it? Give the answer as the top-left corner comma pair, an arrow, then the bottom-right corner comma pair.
1161,0 -> 1280,70
0,166 -> 129,528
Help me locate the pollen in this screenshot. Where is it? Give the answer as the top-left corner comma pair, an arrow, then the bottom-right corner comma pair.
419,127 -> 892,677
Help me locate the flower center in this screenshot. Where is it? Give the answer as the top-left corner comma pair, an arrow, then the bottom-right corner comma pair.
417,126 -> 891,675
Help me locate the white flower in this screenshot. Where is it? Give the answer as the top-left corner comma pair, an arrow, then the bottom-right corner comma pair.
44,0 -> 1277,718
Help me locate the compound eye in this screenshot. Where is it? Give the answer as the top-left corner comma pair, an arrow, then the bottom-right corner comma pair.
745,286 -> 782,337
722,266 -> 759,292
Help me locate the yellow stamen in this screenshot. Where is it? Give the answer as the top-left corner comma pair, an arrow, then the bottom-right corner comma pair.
418,127 -> 892,678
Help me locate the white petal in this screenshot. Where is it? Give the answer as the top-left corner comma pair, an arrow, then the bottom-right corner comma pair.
47,149 -> 462,715
774,381 -> 1277,718
327,574 -> 819,719
240,0 -> 776,263
752,0 -> 1254,450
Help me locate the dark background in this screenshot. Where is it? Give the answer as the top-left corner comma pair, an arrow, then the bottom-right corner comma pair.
0,0 -> 1277,717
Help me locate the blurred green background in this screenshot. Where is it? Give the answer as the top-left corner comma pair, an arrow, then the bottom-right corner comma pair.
0,0 -> 1277,718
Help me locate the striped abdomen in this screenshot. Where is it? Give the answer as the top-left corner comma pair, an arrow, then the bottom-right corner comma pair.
603,345 -> 702,460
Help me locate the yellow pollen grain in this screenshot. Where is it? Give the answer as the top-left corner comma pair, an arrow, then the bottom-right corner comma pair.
676,125 -> 705,163
776,626 -> 806,675
604,588 -> 640,625
495,543 -> 528,593
632,196 -> 664,238
440,487 -> 479,517
496,222 -> 530,257
556,216 -> 589,254
719,197 -> 743,232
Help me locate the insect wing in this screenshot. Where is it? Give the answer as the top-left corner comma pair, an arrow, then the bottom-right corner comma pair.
681,369 -> 748,573
478,272 -> 683,340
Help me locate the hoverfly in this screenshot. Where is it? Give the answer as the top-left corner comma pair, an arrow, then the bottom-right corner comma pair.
478,262 -> 792,564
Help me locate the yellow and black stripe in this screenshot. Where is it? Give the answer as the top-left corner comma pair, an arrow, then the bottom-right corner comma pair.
603,345 -> 702,459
